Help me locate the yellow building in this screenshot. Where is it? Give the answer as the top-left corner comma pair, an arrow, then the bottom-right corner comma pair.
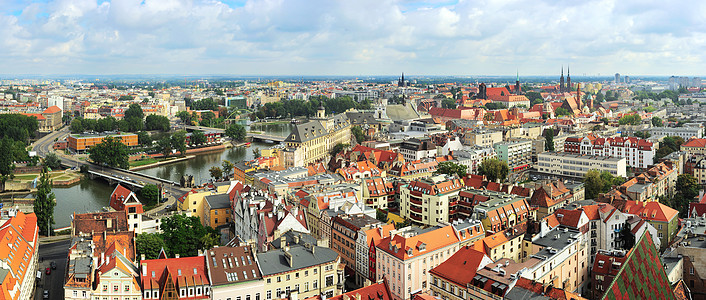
179,184 -> 231,222
203,193 -> 232,228
283,107 -> 351,167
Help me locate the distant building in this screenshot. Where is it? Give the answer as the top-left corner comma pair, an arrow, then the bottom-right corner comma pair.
283,107 -> 351,168
536,152 -> 627,178
67,132 -> 138,152
399,175 -> 464,226
564,135 -> 655,168
493,140 -> 532,171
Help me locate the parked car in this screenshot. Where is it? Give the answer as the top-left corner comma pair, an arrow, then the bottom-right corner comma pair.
160,197 -> 168,203
45,267 -> 51,275
165,204 -> 173,210
43,290 -> 49,299
50,261 -> 56,270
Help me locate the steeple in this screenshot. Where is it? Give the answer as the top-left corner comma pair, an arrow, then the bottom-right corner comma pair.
515,70 -> 521,95
567,65 -> 572,93
398,73 -> 405,87
560,66 -> 565,93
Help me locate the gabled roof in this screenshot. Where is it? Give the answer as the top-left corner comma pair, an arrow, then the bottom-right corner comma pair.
429,246 -> 492,287
329,279 -> 394,300
622,201 -> 678,223
43,105 -> 62,114
377,225 -> 460,260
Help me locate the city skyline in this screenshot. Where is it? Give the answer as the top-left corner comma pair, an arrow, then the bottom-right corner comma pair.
0,0 -> 705,76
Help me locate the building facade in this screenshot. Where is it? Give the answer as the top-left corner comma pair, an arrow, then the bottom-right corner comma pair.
536,152 -> 627,178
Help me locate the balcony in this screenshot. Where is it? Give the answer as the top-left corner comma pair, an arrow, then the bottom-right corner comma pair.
410,197 -> 423,205
411,214 -> 422,221
410,206 -> 422,213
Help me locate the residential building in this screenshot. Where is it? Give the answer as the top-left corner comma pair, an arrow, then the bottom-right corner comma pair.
493,140 -> 532,171
360,177 -> 395,210
590,249 -> 628,299
203,193 -> 232,228
92,248 -> 142,300
257,244 -> 343,299
429,246 -> 494,300
0,212 -> 38,300
466,189 -> 531,233
399,175 -> 464,226
399,138 -> 437,162
282,109 -> 351,167
621,200 -> 679,249
530,180 -> 584,219
206,245 -> 263,300
67,132 -> 138,152
375,225 -> 467,300
388,159 -> 438,180
40,105 -> 63,131
604,162 -> 677,202
682,138 -> 706,157
140,255 -> 211,299
536,152 -> 627,178
331,214 -> 382,278
650,124 -> 703,139
355,224 -> 396,287
462,129 -> 503,147
565,135 -> 655,168
327,280 -> 394,300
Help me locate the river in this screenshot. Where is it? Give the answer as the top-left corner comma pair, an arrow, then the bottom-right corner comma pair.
11,122 -> 294,228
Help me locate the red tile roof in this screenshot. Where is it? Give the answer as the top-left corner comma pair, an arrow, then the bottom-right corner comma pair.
429,246 -> 491,287
43,105 -> 62,114
329,279 -> 393,300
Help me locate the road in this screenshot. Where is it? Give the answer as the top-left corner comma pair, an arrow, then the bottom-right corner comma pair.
34,239 -> 70,300
31,129 -> 187,215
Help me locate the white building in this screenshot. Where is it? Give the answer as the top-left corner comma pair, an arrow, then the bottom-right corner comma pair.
399,137 -> 437,162
574,136 -> 656,168
649,124 -> 704,139
536,152 -> 627,178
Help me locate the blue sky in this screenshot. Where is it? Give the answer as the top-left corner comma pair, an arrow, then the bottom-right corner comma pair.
0,0 -> 704,76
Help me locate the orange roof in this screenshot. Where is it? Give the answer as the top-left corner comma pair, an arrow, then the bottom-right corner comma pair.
429,246 -> 490,286
622,201 -> 678,223
682,138 -> 706,148
43,105 -> 62,114
377,225 -> 460,260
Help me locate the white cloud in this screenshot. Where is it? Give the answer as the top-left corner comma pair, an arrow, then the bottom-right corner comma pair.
0,0 -> 704,75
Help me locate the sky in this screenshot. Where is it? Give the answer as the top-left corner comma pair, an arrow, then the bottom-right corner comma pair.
0,0 -> 705,76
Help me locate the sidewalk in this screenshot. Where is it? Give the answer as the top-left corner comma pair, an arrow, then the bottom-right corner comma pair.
39,235 -> 71,243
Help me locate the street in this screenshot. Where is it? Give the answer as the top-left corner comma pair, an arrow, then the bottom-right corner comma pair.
34,239 -> 70,300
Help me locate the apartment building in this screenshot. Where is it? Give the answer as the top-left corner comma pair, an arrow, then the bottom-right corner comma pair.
355,224 -> 396,287
399,137 -> 437,162
140,255 -> 211,299
565,135 -> 655,168
206,245 -> 264,300
399,175 -> 464,226
493,140 -> 532,171
608,162 -> 677,202
682,138 -> 706,157
331,214 -> 382,278
67,132 -> 138,152
462,129 -> 503,147
536,152 -> 627,178
530,180 -> 584,219
375,225 -> 469,300
428,246 -> 494,300
649,123 -> 703,139
0,212 -> 38,300
466,189 -> 531,233
360,177 -> 395,210
621,200 -> 679,249
257,244 -> 343,299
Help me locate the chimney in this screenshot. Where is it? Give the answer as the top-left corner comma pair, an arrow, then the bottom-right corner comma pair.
141,254 -> 146,261
101,252 -> 105,264
107,218 -> 112,229
175,254 -> 180,258
142,264 -> 147,276
280,236 -> 287,248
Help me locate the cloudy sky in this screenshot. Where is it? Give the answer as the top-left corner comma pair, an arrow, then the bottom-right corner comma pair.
0,0 -> 704,76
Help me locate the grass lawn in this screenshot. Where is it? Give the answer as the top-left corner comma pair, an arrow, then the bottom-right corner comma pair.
129,158 -> 163,167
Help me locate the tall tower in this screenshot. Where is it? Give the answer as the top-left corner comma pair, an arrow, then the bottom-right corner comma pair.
567,66 -> 572,93
560,66 -> 565,93
479,83 -> 487,100
317,104 -> 326,119
398,73 -> 405,87
515,70 -> 521,95
575,83 -> 581,109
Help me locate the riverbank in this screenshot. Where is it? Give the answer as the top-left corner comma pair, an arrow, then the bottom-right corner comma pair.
2,170 -> 83,190
130,155 -> 196,171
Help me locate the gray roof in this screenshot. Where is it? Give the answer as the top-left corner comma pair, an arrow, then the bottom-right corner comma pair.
532,228 -> 581,250
205,193 -> 231,209
270,231 -> 318,249
505,286 -> 553,300
285,120 -> 327,143
256,245 -> 338,276
386,104 -> 421,121
346,111 -> 378,125
68,257 -> 92,279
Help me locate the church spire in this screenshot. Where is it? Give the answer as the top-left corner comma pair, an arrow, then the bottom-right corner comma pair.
567,65 -> 572,93
515,69 -> 521,95
560,65 -> 565,93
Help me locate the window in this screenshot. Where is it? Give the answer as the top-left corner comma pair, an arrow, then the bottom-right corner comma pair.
305,282 -> 309,291
305,270 -> 309,276
276,288 -> 281,298
103,285 -> 108,292
256,293 -> 261,300
114,285 -> 119,292
314,268 -> 318,274
267,278 -> 271,284
267,291 -> 272,300
326,275 -> 334,287
125,285 -> 130,292
287,274 -> 291,281
277,276 -> 282,283
691,268 -> 695,275
313,280 -> 318,289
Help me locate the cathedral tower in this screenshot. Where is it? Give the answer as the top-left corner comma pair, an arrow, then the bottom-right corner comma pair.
560,66 -> 565,93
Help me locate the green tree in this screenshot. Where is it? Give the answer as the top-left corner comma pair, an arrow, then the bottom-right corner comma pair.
190,130 -> 207,145
526,91 -> 543,106
618,114 -> 641,125
225,123 -> 246,141
44,152 -> 62,170
441,98 -> 456,109
171,131 -> 187,155
351,126 -> 365,144
584,170 -> 604,199
124,103 -> 144,120
157,137 -> 173,157
136,233 -> 166,260
176,111 -> 192,125
656,136 -> 685,159
190,98 -> 219,111
652,116 -> 663,127
554,107 -> 571,116
330,143 -> 350,156
209,166 -> 223,180
221,160 -> 234,178
484,102 -> 506,110
0,137 -> 16,184
376,209 -> 388,223
140,184 -> 160,207
161,214 -> 218,257
477,159 -> 509,182
88,136 -> 129,168
145,115 -> 170,131
34,166 -> 56,236
545,128 -> 555,151
70,119 -> 83,133
252,148 -> 261,158
435,161 -> 467,178
137,131 -> 152,146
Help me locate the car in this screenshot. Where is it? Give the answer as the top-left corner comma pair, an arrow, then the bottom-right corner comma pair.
50,261 -> 57,270
45,267 -> 51,275
139,181 -> 146,185
43,290 -> 49,299
165,204 -> 173,210
160,197 -> 168,203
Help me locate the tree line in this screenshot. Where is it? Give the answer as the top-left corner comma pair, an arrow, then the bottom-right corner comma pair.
70,104 -> 170,133
252,96 -> 372,120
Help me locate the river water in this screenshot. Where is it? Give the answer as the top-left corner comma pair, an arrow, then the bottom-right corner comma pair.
8,122 -> 293,228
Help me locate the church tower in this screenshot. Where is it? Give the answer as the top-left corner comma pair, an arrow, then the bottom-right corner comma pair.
479,83 -> 487,100
567,66 -> 572,93
515,70 -> 521,95
398,73 -> 405,87
559,66 -> 565,93
316,104 -> 326,119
